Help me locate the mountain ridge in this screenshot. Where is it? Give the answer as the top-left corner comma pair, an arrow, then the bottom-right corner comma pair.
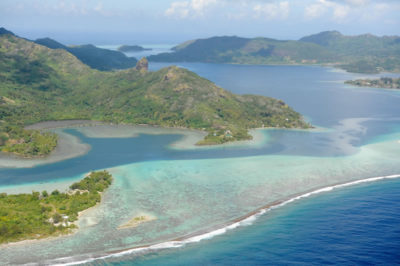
34,37 -> 137,71
149,31 -> 400,73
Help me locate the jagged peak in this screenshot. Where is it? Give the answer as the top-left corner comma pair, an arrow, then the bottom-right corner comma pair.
136,57 -> 148,72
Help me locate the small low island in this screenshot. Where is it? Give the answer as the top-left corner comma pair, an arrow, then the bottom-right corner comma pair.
345,77 -> 400,89
118,214 -> 156,230
0,171 -> 112,245
118,45 -> 152,52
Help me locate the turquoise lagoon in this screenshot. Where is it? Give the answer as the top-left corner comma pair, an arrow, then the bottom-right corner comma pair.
0,64 -> 400,264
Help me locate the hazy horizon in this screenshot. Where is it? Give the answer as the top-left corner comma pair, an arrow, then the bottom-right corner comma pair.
1,0 -> 399,45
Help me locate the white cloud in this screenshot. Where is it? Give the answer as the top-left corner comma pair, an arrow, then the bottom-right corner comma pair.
304,0 -> 351,21
305,1 -> 328,19
344,0 -> 369,6
359,2 -> 395,22
165,0 -> 218,18
253,1 -> 290,20
94,2 -> 103,12
191,0 -> 217,12
165,1 -> 190,18
332,4 -> 350,19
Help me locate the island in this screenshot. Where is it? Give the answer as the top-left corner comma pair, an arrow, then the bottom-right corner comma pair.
118,45 -> 152,52
345,77 -> 400,89
148,31 -> 400,74
118,214 -> 156,230
0,171 -> 112,244
0,28 -> 310,158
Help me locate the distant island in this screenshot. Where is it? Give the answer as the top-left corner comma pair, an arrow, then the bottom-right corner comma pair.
118,45 -> 152,52
0,171 -> 112,244
345,77 -> 400,89
149,31 -> 400,74
34,37 -> 137,71
0,28 -> 310,158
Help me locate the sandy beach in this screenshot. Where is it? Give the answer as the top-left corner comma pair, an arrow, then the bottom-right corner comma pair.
118,214 -> 157,230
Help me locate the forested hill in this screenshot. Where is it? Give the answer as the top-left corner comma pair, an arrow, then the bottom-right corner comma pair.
149,31 -> 400,74
0,30 -> 310,156
0,27 -> 137,71
34,38 -> 137,71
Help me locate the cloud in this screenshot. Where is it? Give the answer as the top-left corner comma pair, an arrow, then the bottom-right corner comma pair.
165,0 -> 218,18
191,0 -> 218,13
343,0 -> 369,6
304,0 -> 351,21
165,1 -> 190,18
253,1 -> 290,20
359,2 -> 397,22
165,0 -> 290,21
305,1 -> 328,19
332,4 -> 350,19
94,2 -> 103,12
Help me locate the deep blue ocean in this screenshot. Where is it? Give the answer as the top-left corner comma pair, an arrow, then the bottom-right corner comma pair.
110,178 -> 400,266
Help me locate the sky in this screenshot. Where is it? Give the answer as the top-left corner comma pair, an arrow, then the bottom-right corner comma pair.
1,0 -> 399,45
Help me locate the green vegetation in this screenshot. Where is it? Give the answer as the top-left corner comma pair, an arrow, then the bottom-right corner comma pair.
34,37 -> 137,71
0,124 -> 57,158
149,31 -> 400,74
0,30 -> 309,155
0,171 -> 112,244
345,77 -> 400,89
118,45 -> 151,52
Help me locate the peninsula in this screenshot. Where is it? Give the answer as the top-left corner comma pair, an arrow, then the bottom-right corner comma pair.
0,171 -> 112,244
0,28 -> 310,157
345,77 -> 400,89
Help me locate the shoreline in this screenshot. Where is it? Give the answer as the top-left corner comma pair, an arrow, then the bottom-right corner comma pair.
0,129 -> 91,168
0,172 -> 107,248
26,119 -> 315,148
51,173 -> 400,265
151,61 -> 400,75
1,120 -> 309,167
0,120 -> 204,168
0,201 -> 102,249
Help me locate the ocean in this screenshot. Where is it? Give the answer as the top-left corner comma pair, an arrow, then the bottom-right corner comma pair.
112,177 -> 400,265
0,62 -> 399,265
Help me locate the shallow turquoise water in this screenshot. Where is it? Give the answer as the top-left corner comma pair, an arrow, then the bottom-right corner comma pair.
0,64 -> 399,264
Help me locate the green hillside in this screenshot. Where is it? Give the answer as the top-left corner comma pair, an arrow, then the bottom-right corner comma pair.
0,32 -> 310,157
149,32 -> 400,73
150,36 -> 335,64
34,37 -> 138,71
